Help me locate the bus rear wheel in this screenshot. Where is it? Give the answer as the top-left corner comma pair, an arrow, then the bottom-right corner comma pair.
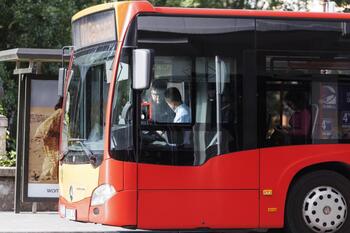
285,170 -> 350,233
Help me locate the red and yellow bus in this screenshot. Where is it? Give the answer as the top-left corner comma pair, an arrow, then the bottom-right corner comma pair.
59,2 -> 350,233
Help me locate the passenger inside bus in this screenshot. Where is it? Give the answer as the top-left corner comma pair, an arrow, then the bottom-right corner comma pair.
284,92 -> 311,139
270,91 -> 311,145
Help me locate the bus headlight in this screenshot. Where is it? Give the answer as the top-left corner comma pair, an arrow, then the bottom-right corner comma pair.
91,184 -> 116,206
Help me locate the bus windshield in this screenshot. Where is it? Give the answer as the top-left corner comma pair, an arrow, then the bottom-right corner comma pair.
62,42 -> 116,158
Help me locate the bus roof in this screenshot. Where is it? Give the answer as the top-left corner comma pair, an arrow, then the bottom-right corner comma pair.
155,6 -> 350,20
72,1 -> 350,23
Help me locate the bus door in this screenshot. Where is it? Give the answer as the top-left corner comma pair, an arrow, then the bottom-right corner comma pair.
134,15 -> 259,230
259,50 -> 350,226
135,17 -> 259,227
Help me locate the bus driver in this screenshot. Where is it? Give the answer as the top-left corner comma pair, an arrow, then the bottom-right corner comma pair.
164,87 -> 191,123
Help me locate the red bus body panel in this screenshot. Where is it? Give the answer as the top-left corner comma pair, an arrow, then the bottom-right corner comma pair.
99,159 -> 124,191
138,150 -> 259,190
95,160 -> 137,226
137,150 -> 260,229
138,190 -> 259,229
89,190 -> 137,226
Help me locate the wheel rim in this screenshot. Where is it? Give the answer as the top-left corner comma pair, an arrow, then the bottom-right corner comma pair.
303,186 -> 347,233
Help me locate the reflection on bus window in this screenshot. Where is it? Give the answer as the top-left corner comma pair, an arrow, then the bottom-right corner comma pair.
110,53 -> 134,161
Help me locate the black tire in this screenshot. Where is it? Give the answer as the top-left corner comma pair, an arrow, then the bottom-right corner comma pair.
285,170 -> 350,233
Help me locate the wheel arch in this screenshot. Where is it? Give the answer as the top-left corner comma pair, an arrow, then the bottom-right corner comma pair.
288,161 -> 350,188
284,161 -> 350,220
286,162 -> 350,196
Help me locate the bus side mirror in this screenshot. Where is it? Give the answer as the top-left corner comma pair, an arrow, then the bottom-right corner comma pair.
58,68 -> 66,97
132,49 -> 153,90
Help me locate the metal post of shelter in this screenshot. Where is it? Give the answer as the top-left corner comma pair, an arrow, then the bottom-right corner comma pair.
14,73 -> 25,213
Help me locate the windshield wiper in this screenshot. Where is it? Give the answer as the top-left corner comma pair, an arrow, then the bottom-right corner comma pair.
59,150 -> 69,161
67,138 -> 98,167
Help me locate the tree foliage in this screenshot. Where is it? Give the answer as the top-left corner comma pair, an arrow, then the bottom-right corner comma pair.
0,0 -> 111,165
1,0 -> 110,50
334,0 -> 350,11
0,0 -> 110,115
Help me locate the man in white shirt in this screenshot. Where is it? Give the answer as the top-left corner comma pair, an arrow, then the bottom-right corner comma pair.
164,87 -> 191,123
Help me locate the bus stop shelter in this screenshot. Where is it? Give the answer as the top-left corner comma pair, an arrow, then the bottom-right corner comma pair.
0,48 -> 69,213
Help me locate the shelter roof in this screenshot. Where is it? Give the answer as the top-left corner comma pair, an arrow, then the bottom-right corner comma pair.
0,48 -> 68,63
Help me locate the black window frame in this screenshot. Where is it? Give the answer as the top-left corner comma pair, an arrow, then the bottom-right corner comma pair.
110,13 -> 350,164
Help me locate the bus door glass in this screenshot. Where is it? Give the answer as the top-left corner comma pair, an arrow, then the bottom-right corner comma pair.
110,51 -> 134,161
257,19 -> 350,147
262,53 -> 350,147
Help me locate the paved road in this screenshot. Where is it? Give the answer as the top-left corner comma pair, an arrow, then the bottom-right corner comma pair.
0,212 -> 284,233
0,212 -> 120,233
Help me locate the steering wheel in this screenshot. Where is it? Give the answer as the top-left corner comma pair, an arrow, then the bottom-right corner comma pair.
142,130 -> 167,145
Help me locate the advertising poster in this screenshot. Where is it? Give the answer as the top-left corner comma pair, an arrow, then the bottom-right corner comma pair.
26,78 -> 60,199
317,83 -> 339,139
338,84 -> 350,139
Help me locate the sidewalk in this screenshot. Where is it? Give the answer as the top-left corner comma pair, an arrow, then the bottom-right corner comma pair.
0,212 -> 133,233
